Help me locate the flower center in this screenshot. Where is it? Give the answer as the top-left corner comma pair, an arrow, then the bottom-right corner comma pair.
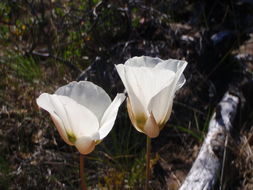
67,132 -> 77,143
135,114 -> 147,130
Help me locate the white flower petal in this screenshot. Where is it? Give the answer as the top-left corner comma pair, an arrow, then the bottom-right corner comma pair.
148,84 -> 174,125
91,132 -> 100,141
155,59 -> 181,71
124,66 -> 175,108
115,64 -> 147,117
37,93 -> 72,134
50,113 -> 73,145
75,136 -> 96,155
99,93 -> 126,139
55,81 -> 112,122
149,59 -> 187,126
174,61 -> 187,91
115,64 -> 128,89
163,103 -> 173,126
176,74 -> 186,91
126,98 -> 145,133
36,93 -> 55,113
148,60 -> 187,125
63,98 -> 99,138
125,56 -> 162,68
37,93 -> 73,145
143,112 -> 159,138
155,59 -> 187,91
37,93 -> 100,140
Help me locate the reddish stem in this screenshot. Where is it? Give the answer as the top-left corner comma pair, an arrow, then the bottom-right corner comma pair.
80,154 -> 87,190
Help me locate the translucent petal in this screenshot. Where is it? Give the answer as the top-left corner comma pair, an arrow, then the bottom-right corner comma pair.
63,99 -> 99,138
163,103 -> 173,126
176,74 -> 186,91
155,59 -> 187,91
174,61 -> 187,91
50,113 -> 73,145
126,98 -> 145,133
75,136 -> 96,155
115,64 -> 128,90
115,64 -> 147,117
125,56 -> 162,68
37,93 -> 72,134
99,93 -> 126,139
148,60 -> 187,125
36,93 -> 55,113
143,112 -> 160,138
148,84 -> 174,125
124,66 -> 175,108
155,59 -> 182,71
55,81 -> 112,122
37,93 -> 74,145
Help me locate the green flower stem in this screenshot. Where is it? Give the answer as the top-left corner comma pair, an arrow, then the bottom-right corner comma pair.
80,154 -> 87,190
145,136 -> 151,190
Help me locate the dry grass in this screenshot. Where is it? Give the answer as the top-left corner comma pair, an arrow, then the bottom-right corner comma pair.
235,127 -> 253,190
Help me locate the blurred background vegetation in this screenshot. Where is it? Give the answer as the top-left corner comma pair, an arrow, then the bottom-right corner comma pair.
0,0 -> 253,189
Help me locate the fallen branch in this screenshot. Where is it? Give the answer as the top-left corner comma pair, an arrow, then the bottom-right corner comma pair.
179,92 -> 239,190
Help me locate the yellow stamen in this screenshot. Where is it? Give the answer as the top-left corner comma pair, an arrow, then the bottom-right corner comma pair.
67,132 -> 77,143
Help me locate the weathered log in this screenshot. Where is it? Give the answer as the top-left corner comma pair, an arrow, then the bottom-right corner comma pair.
179,92 -> 239,190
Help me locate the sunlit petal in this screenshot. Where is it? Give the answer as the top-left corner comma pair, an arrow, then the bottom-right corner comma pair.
149,60 -> 187,125
162,103 -> 173,127
126,98 -> 146,133
155,59 -> 187,91
75,136 -> 96,155
63,99 -> 99,138
36,93 -> 55,113
50,113 -> 73,145
116,64 -> 147,117
99,93 -> 126,139
124,66 -> 175,108
155,59 -> 182,71
37,93 -> 72,134
143,112 -> 159,138
55,81 -> 112,121
148,84 -> 173,125
174,61 -> 187,91
125,56 -> 162,68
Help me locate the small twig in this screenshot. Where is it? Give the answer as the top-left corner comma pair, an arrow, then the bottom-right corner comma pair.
92,1 -> 103,18
171,171 -> 182,187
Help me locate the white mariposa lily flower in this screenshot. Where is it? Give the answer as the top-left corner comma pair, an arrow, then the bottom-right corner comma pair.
115,56 -> 187,138
36,81 -> 125,154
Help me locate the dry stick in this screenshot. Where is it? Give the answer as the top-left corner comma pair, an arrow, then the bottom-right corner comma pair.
145,136 -> 151,190
80,154 -> 87,190
179,92 -> 239,190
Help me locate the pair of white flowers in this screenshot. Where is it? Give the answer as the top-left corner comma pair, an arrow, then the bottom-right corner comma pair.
36,56 -> 187,154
